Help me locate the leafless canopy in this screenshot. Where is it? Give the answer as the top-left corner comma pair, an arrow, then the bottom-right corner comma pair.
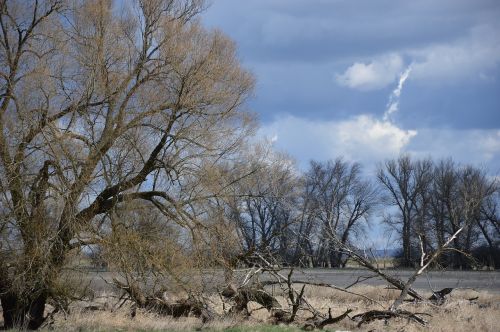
0,0 -> 254,328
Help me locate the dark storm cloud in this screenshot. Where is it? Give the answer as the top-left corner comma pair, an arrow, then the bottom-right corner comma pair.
202,0 -> 500,172
203,0 -> 500,127
204,0 -> 498,63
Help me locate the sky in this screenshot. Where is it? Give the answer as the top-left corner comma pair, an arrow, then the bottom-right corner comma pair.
202,0 -> 500,175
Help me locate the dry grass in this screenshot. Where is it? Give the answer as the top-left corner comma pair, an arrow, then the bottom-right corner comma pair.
300,286 -> 500,332
1,287 -> 499,331
50,309 -> 203,331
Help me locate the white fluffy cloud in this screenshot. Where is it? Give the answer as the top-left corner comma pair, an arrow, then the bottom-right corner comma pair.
260,114 -> 417,168
337,24 -> 500,88
335,54 -> 404,90
261,115 -> 500,172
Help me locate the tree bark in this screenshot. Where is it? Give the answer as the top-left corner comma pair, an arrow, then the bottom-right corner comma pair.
402,217 -> 412,267
1,291 -> 47,330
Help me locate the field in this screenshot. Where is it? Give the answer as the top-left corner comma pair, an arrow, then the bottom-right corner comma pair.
16,286 -> 500,331
2,270 -> 499,331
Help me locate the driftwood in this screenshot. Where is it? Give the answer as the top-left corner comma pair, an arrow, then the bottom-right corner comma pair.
303,308 -> 353,330
221,266 -> 312,324
221,283 -> 286,319
352,309 -> 430,327
112,278 -> 214,322
221,281 -> 353,329
429,287 -> 454,305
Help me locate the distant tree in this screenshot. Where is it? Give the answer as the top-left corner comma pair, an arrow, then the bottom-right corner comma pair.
476,179 -> 500,268
226,146 -> 299,260
380,156 -> 498,269
377,155 -> 433,267
449,165 -> 495,268
301,158 -> 377,268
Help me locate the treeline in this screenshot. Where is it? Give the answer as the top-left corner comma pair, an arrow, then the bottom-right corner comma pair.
223,153 -> 499,269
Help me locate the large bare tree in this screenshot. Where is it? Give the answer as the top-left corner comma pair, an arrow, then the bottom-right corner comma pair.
299,159 -> 377,268
227,148 -> 299,258
429,161 -> 498,268
0,0 -> 254,328
377,155 -> 433,267
379,156 -> 497,268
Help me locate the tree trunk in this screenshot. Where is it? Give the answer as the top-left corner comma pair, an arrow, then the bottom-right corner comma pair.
307,255 -> 313,268
402,220 -> 412,267
452,236 -> 463,269
1,291 -> 47,330
336,230 -> 351,268
477,220 -> 496,269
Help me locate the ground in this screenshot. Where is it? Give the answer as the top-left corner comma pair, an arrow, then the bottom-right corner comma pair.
2,285 -> 498,331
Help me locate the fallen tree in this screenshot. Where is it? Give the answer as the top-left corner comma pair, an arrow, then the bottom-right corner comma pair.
221,283 -> 282,317
112,278 -> 214,322
319,180 -> 488,327
352,309 -> 430,327
223,253 -> 355,329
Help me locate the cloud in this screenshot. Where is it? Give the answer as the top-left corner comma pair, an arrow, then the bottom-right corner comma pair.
409,24 -> 500,82
407,129 -> 500,170
204,0 -> 500,64
260,114 -> 417,168
335,23 -> 500,90
383,65 -> 412,121
335,54 -> 404,90
261,114 -> 500,173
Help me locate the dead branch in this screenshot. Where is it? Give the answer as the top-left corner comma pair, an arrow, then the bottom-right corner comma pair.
352,309 -> 430,327
390,224 -> 469,311
244,253 -> 324,319
303,308 -> 353,330
221,283 -> 283,317
261,279 -> 383,308
333,241 -> 424,301
286,269 -> 305,323
112,278 -> 214,322
345,274 -> 377,289
428,287 -> 454,305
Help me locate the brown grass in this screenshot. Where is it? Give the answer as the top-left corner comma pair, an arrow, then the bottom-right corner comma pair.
300,286 -> 500,332
1,287 -> 499,331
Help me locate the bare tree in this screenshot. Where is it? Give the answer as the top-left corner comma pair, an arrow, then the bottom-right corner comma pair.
377,155 -> 433,267
428,160 -> 498,268
226,146 -> 299,261
389,163 -> 495,308
0,0 -> 254,328
477,184 -> 500,268
300,158 -> 377,268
